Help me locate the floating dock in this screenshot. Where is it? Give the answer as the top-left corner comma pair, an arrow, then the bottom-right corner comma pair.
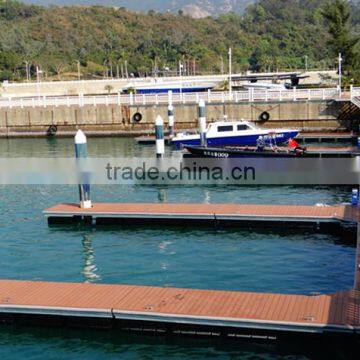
3,203 -> 359,340
298,132 -> 356,143
0,279 -> 358,340
44,203 -> 359,228
136,135 -> 172,145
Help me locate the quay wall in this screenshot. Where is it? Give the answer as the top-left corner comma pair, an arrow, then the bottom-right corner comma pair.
0,100 -> 347,136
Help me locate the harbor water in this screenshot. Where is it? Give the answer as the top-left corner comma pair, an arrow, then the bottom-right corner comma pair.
0,137 -> 357,359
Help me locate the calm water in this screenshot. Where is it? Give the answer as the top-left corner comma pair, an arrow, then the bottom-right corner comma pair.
0,137 -> 357,359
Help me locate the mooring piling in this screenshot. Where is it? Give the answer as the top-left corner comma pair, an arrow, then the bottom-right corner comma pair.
168,104 -> 175,139
75,129 -> 92,209
355,224 -> 360,290
352,188 -> 359,206
198,100 -> 207,146
155,115 -> 165,158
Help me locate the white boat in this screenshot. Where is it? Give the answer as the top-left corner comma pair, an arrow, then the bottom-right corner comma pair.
171,120 -> 299,149
242,82 -> 291,90
121,78 -> 220,94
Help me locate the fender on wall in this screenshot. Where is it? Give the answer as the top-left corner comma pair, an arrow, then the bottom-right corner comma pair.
259,111 -> 270,122
133,112 -> 143,123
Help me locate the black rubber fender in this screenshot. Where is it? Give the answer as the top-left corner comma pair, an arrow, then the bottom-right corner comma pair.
47,124 -> 58,136
259,111 -> 270,122
133,112 -> 143,123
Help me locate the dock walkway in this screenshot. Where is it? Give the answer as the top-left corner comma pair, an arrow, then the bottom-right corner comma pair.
298,132 -> 356,143
44,203 -> 359,227
0,280 -> 358,339
1,203 -> 359,339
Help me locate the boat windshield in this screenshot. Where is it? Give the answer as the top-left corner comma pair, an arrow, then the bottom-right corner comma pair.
237,124 -> 249,131
207,121 -> 258,133
218,125 -> 234,132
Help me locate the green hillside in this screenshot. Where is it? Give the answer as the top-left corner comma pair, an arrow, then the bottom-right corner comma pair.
0,0 -> 359,82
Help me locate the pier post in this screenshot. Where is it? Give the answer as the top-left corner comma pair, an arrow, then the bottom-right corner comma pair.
158,188 -> 168,203
355,223 -> 360,290
155,115 -> 165,158
75,130 -> 92,209
168,104 -> 175,139
198,100 -> 207,146
352,188 -> 359,206
167,90 -> 173,105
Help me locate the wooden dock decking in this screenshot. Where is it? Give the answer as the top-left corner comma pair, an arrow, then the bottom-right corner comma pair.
44,203 -> 359,227
0,280 -> 359,339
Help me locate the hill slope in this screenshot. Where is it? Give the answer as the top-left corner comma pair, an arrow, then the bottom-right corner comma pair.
21,1 -> 254,16
0,0 -> 359,80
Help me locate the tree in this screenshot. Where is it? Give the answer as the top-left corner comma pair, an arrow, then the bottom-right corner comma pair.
322,0 -> 359,73
104,84 -> 113,94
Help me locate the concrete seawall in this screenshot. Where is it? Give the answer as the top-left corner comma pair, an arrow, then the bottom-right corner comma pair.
0,100 -> 348,137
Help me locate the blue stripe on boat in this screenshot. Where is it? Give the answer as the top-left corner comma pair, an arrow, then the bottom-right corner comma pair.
136,86 -> 213,94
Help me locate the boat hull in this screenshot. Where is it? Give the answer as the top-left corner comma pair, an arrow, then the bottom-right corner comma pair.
184,145 -> 360,158
172,131 -> 299,149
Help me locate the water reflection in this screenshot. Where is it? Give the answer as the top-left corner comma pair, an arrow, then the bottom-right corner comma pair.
157,188 -> 168,203
158,240 -> 173,254
203,189 -> 211,204
81,234 -> 100,283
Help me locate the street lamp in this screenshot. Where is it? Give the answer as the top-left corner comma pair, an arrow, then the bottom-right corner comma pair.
179,60 -> 184,93
228,47 -> 232,97
24,61 -> 30,81
36,66 -> 43,83
124,60 -> 129,78
338,53 -> 343,96
179,60 -> 184,77
77,60 -> 81,80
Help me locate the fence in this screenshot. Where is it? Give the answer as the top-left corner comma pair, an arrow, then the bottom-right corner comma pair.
0,87 -> 355,109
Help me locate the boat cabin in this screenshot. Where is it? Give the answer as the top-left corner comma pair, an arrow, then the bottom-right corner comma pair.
206,121 -> 258,137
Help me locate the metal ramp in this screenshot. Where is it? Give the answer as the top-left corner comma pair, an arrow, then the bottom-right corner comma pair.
351,96 -> 360,109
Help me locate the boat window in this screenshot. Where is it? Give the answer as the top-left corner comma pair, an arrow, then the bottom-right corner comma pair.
237,125 -> 249,131
217,125 -> 233,132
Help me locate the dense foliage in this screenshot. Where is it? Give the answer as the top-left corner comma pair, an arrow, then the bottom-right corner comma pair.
0,0 -> 359,81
